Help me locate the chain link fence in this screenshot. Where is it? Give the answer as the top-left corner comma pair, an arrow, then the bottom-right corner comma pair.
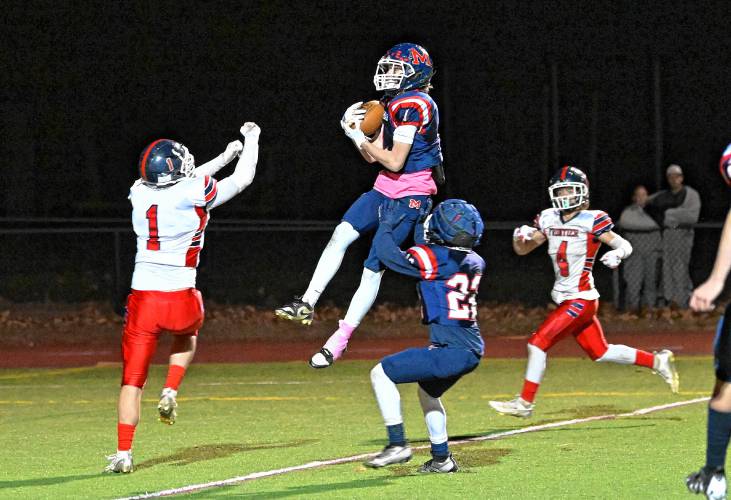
0,219 -> 723,312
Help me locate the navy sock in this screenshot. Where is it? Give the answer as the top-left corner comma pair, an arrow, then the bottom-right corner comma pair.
386,423 -> 405,447
431,441 -> 449,461
706,407 -> 731,469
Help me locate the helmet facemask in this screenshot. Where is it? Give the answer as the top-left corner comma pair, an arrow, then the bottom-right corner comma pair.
172,143 -> 195,179
549,182 -> 588,210
373,57 -> 415,92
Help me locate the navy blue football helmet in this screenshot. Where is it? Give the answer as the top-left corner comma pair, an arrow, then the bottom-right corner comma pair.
424,199 -> 484,249
548,165 -> 589,210
373,43 -> 434,94
138,139 -> 195,187
720,143 -> 731,186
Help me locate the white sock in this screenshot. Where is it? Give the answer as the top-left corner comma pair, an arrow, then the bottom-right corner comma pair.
596,344 -> 636,365
418,386 -> 447,444
343,268 -> 385,327
302,222 -> 360,306
370,363 -> 402,426
524,344 -> 547,385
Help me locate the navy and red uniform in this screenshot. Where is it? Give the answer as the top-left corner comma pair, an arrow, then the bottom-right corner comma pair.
373,222 -> 484,397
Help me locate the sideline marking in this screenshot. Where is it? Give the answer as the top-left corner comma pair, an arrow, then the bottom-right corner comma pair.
116,396 -> 709,499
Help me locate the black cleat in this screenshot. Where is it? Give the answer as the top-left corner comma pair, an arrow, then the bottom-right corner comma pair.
275,297 -> 314,326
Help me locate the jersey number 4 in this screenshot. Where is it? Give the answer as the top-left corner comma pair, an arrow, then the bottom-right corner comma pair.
146,205 -> 160,251
556,240 -> 569,277
446,273 -> 481,321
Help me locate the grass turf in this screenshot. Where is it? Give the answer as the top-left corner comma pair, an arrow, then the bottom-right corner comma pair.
0,356 -> 713,499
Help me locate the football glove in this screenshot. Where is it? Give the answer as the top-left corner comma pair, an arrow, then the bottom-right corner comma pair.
240,122 -> 261,140
600,250 -> 623,269
342,101 -> 366,124
341,116 -> 367,148
513,225 -> 537,242
222,140 -> 244,162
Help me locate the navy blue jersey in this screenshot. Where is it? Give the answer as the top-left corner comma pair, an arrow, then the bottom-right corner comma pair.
382,91 -> 442,174
374,224 -> 485,355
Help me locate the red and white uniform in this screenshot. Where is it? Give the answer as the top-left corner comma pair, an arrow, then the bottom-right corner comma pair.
534,208 -> 613,305
122,175 -> 216,387
129,175 -> 217,290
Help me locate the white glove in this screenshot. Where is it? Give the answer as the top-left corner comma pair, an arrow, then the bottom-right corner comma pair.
600,250 -> 623,269
240,122 -> 261,141
342,101 -> 366,124
341,116 -> 367,148
222,140 -> 244,162
513,225 -> 537,242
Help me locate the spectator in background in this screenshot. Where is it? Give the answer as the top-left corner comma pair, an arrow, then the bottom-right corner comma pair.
618,185 -> 661,312
645,164 -> 701,308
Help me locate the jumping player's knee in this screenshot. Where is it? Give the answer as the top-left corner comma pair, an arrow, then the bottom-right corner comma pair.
330,222 -> 360,251
360,267 -> 384,284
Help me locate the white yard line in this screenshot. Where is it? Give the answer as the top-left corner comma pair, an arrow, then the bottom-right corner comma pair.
117,396 -> 709,499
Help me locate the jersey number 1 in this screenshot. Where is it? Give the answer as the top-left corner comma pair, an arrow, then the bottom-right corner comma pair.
146,205 -> 160,251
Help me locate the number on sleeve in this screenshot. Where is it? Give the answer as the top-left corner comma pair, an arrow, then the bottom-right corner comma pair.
146,204 -> 160,251
556,240 -> 569,277
446,273 -> 482,321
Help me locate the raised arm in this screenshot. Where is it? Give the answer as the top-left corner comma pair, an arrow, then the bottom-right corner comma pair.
208,123 -> 260,210
193,140 -> 243,178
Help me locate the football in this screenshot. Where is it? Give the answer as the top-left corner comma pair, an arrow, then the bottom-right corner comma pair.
352,100 -> 384,137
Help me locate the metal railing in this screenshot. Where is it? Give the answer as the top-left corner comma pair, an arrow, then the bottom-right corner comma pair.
0,218 -> 723,309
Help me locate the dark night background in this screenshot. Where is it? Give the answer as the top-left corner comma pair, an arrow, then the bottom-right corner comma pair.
2,1 -> 730,306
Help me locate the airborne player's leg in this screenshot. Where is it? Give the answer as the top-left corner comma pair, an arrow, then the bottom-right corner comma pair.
157,289 -> 204,425
158,335 -> 196,425
275,191 -> 384,326
310,196 -> 429,368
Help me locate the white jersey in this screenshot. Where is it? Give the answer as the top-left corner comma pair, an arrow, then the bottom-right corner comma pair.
129,175 -> 218,291
534,208 -> 614,304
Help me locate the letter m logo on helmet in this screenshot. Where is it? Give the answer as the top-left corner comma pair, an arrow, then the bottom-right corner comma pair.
409,47 -> 432,66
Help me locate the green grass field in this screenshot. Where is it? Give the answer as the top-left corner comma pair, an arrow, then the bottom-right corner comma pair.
0,356 -> 714,499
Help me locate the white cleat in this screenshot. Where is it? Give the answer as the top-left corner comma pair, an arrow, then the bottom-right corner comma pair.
158,388 -> 178,425
489,396 -> 534,418
309,348 -> 335,369
104,450 -> 134,473
419,453 -> 459,473
653,349 -> 680,394
364,445 -> 412,468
